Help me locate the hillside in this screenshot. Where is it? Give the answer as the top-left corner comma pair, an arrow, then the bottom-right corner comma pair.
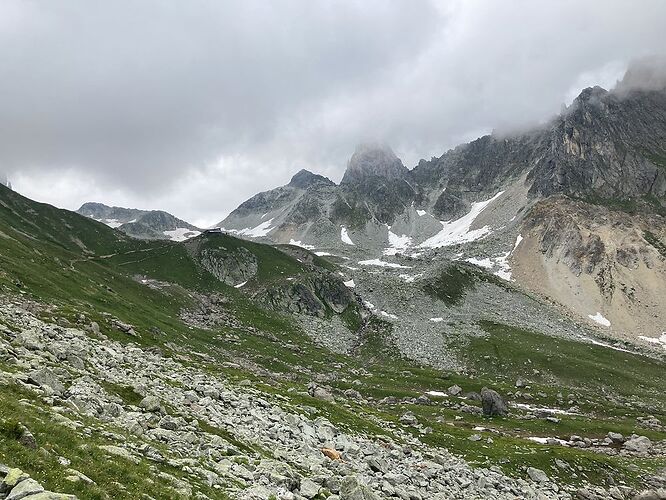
2,162 -> 666,499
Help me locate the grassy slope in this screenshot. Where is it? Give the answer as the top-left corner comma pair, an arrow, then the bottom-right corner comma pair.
1,184 -> 666,495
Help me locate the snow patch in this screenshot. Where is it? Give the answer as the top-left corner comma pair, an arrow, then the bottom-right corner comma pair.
512,403 -> 577,416
343,279 -> 355,288
429,317 -> 444,323
513,234 -> 524,251
465,251 -> 512,281
588,312 -> 611,327
416,209 -> 427,216
97,218 -> 124,228
163,227 -> 201,242
383,228 -> 412,256
234,218 -> 274,238
638,332 -> 666,348
358,259 -> 412,269
419,191 -> 504,248
289,239 -> 315,250
527,437 -> 569,446
234,281 -> 247,289
398,273 -> 422,283
315,251 -> 332,256
379,310 -> 398,320
425,391 -> 448,397
340,227 -> 355,245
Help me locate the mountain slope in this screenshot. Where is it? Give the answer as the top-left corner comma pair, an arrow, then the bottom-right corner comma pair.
3,164 -> 666,498
220,64 -> 666,342
77,202 -> 202,241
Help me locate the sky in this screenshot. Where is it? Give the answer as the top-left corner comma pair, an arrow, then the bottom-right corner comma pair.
1,1 -> 665,227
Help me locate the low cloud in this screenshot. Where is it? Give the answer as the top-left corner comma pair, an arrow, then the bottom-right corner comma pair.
2,0 -> 666,224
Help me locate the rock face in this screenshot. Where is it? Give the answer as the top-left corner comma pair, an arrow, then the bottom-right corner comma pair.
481,388 -> 508,417
197,246 -> 258,286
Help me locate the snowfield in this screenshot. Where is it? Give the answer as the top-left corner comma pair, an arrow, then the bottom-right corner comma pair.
227,218 -> 275,238
289,239 -> 315,250
340,226 -> 355,245
163,227 -> 201,242
419,191 -> 504,248
588,312 -> 611,327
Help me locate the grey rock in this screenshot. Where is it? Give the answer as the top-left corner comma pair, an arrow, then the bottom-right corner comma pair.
27,368 -> 65,396
6,478 -> 44,500
527,467 -> 549,483
624,435 -> 652,454
339,475 -> 380,500
480,387 -> 507,417
447,384 -> 463,396
300,478 -> 320,498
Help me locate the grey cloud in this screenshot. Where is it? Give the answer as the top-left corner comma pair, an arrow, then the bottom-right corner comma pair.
2,1 -> 666,224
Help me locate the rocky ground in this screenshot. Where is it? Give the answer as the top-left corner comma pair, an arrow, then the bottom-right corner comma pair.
5,296 -> 663,499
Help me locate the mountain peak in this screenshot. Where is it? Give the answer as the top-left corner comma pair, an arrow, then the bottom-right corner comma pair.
341,143 -> 408,184
288,169 -> 335,189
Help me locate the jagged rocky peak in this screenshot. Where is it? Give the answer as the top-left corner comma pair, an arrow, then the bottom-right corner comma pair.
288,169 -> 335,189
341,143 -> 408,184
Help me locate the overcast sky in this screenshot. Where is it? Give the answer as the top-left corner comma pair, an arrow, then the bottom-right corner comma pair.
2,0 -> 665,226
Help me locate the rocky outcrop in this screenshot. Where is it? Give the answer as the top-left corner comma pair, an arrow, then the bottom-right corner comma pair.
197,246 -> 258,286
260,272 -> 359,319
0,466 -> 76,499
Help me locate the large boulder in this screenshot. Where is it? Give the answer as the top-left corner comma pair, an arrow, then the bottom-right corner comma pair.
339,476 -> 380,500
623,435 -> 652,454
480,387 -> 507,417
27,368 -> 65,396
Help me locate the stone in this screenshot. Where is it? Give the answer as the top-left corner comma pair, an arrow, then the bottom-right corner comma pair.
480,387 -> 507,417
139,395 -> 161,412
515,378 -> 526,388
98,445 -> 140,464
300,478 -> 320,499
27,368 -> 65,396
527,467 -> 549,483
6,478 -> 44,500
399,412 -> 418,426
339,476 -> 380,500
447,384 -> 463,396
0,468 -> 29,494
607,431 -> 624,443
17,425 -> 37,449
624,435 -> 652,454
